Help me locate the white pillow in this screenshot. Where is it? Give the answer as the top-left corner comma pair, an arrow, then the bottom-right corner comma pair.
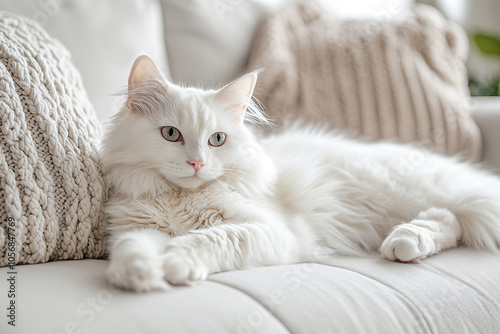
159,0 -> 271,88
0,0 -> 169,125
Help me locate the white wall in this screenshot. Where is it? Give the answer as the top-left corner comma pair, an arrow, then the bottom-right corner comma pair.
436,0 -> 500,80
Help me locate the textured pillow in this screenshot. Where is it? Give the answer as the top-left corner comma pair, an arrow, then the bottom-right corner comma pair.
248,3 -> 482,161
0,12 -> 107,266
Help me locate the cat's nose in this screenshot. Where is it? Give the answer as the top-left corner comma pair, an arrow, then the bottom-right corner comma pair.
188,159 -> 205,173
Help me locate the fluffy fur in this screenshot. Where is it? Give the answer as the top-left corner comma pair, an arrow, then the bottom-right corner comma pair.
102,56 -> 500,292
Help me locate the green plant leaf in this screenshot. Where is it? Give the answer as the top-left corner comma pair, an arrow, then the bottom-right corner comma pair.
469,77 -> 500,96
474,33 -> 500,56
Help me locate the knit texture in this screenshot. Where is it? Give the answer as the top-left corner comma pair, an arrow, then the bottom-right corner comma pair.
249,3 -> 481,161
0,12 -> 107,266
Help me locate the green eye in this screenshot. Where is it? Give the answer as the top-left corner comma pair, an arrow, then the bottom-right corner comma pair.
161,126 -> 182,142
209,132 -> 226,147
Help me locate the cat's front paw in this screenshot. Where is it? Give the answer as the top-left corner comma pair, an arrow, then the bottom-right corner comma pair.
380,223 -> 435,263
162,247 -> 209,285
107,255 -> 170,292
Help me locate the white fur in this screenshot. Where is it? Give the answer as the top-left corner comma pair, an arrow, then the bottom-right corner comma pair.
102,57 -> 500,292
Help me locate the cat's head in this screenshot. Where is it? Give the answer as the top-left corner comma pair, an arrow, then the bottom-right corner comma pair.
102,55 -> 270,198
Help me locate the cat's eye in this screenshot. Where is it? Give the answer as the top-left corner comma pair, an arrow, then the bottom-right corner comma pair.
209,132 -> 226,147
161,126 -> 182,142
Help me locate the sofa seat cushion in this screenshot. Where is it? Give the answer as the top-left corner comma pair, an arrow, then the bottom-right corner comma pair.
1,248 -> 499,333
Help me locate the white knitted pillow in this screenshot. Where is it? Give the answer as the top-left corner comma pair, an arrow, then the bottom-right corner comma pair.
0,12 -> 107,266
249,3 -> 482,161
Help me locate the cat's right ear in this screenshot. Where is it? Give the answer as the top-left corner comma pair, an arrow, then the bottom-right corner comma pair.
216,72 -> 258,125
127,55 -> 167,114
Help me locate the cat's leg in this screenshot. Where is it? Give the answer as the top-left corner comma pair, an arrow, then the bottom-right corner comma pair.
107,228 -> 172,292
380,208 -> 463,263
161,221 -> 302,285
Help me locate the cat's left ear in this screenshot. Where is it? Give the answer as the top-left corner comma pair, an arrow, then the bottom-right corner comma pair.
216,72 -> 258,124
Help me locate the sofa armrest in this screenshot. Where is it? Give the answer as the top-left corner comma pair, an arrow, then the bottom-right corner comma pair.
471,97 -> 500,171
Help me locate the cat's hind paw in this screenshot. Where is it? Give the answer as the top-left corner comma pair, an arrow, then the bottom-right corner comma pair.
380,223 -> 435,263
107,256 -> 171,292
162,251 -> 209,285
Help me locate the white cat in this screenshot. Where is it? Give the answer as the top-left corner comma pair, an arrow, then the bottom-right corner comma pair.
102,55 -> 500,292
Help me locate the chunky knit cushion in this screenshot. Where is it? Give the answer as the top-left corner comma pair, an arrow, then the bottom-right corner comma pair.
249,3 -> 482,161
0,12 -> 107,266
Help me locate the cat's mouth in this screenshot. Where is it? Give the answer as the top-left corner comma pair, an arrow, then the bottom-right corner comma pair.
175,174 -> 206,189
173,169 -> 220,189
181,175 -> 200,180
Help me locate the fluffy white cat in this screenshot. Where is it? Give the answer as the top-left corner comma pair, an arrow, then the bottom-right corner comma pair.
102,55 -> 500,292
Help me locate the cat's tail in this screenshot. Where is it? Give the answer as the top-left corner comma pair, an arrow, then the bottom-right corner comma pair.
450,172 -> 500,251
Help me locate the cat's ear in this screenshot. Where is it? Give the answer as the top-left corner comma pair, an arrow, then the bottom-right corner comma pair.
216,72 -> 258,124
127,55 -> 167,114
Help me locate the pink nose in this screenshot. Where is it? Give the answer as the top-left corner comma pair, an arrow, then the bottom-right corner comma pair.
188,159 -> 205,172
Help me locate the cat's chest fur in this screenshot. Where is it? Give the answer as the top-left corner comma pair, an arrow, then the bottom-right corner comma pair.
107,182 -> 255,236
152,185 -> 227,235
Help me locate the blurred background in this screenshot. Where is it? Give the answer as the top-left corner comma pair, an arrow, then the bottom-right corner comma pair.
300,0 -> 500,97
423,0 -> 500,96
1,0 -> 499,123
326,0 -> 500,96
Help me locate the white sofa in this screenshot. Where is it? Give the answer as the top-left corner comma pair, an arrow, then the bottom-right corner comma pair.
1,1 -> 500,333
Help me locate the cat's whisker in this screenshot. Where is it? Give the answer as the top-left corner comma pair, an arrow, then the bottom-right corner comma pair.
223,167 -> 252,178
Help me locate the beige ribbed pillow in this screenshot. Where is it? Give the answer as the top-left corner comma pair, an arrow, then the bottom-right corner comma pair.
0,12 -> 107,266
249,3 -> 481,161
